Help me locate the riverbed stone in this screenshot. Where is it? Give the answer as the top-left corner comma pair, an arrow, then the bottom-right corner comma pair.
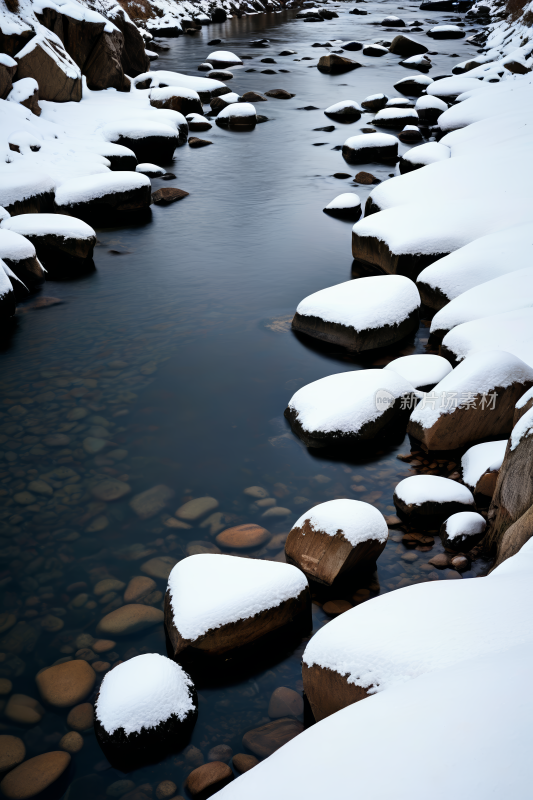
207,744 -> 233,763
0,752 -> 71,799
268,687 -> 304,719
0,735 -> 25,773
129,485 -> 175,519
59,731 -> 84,753
215,524 -> 270,550
5,695 -> 44,725
96,604 -> 164,636
232,753 -> 258,772
155,780 -> 177,799
242,718 -> 303,759
94,579 -> 126,596
91,480 -> 131,502
124,576 -> 157,603
186,762 -> 233,796
67,702 -> 94,731
152,188 -> 189,205
389,34 -> 428,56
37,660 -> 96,708
176,496 -> 219,521
141,556 -> 177,580
317,54 -> 360,74
0,677 -> 13,694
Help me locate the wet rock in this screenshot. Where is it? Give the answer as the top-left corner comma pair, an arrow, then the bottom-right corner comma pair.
349,7 -> 368,13
5,695 -> 44,725
353,171 -> 377,185
324,100 -> 362,122
389,35 -> 428,57
186,762 -> 233,797
242,718 -> 303,759
363,44 -> 388,57
0,735 -> 25,773
428,553 -> 449,569
394,74 -> 433,97
394,476 -> 475,529
16,36 -> 82,102
91,480 -> 131,502
233,753 -> 258,772
67,702 -> 94,731
317,54 -> 360,74
207,744 -> 233,763
156,780 -> 177,799
0,677 -> 12,694
342,132 -> 398,164
215,524 -> 270,550
341,41 -> 363,51
107,781 -> 136,798
176,497 -> 219,521
130,485 -> 175,519
241,91 -> 268,102
97,605 -> 164,636
188,137 -> 213,148
59,731 -> 83,753
124,576 -> 157,603
268,687 -> 304,719
37,660 -> 96,708
0,752 -> 71,800
323,192 -> 362,221
262,507 -> 291,518
428,25 -> 465,39
323,599 -> 354,615
94,579 -> 126,597
150,86 -> 203,116
141,556 -> 177,580
152,188 -> 189,204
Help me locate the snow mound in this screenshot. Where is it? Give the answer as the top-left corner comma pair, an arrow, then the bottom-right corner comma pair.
54,172 -> 150,206
442,310 -> 533,368
394,474 -> 474,507
7,78 -> 38,105
217,102 -> 256,119
101,119 -> 178,141
325,193 -> 361,210
384,354 -> 452,388
444,511 -> 486,542
324,100 -> 363,114
149,85 -> 200,102
1,213 -> 95,240
401,142 -> 450,167
133,70 -> 227,96
0,172 -> 55,209
461,440 -> 507,490
516,385 -> 533,410
293,499 -> 388,546
167,554 -> 308,641
373,108 -> 418,124
135,163 -> 165,176
95,653 -> 195,735
511,406 -> 533,452
427,76 -> 485,99
0,228 -> 36,260
0,259 -> 14,298
344,132 -> 398,150
207,50 -> 242,64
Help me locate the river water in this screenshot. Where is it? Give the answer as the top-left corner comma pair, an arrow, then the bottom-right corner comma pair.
0,4 -> 490,797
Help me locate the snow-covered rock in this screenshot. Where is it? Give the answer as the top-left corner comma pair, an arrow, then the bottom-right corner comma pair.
0,228 -> 44,289
362,44 -> 388,57
186,113 -> 212,132
428,25 -> 465,39
399,141 -> 450,175
408,350 -> 533,451
324,100 -> 362,121
399,125 -> 422,144
461,440 -> 507,496
95,653 -> 197,771
133,70 -> 229,102
8,77 -> 40,116
150,85 -> 202,116
393,75 -> 433,97
54,172 -> 151,220
414,95 -> 448,123
210,91 -> 240,112
15,33 -> 82,103
101,117 -> 185,162
0,257 -> 17,321
426,76 -> 485,102
373,107 -> 419,128
0,171 -> 55,216
207,50 -> 243,68
342,132 -> 398,165
441,309 -> 533,369
384,353 -> 452,390
381,15 -> 405,26
284,369 -> 415,449
292,275 -> 420,353
216,102 -> 257,130
393,474 -> 474,527
135,163 -> 165,177
515,385 -> 533,425
164,554 -> 311,666
440,511 -> 486,551
360,93 -> 388,111
399,53 -> 432,71
285,499 -> 388,586
1,213 -> 96,275
323,192 -> 362,221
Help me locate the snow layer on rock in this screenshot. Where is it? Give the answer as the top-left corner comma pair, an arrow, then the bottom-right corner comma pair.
8,77 -> 38,104
396,74 -> 433,86
516,384 -> 533,410
0,228 -> 35,260
1,213 -> 95,240
445,511 -> 486,542
384,354 -> 452,388
402,142 -> 450,166
394,474 -> 474,507
207,50 -> 242,64
217,102 -> 256,119
344,132 -> 398,150
16,31 -> 81,81
167,554 -> 308,641
0,171 -> 55,208
150,85 -> 201,102
415,95 -> 448,112
442,310 -> 533,368
429,24 -> 463,32
437,77 -> 533,133
293,499 -> 388,546
186,113 -> 210,124
0,259 -> 13,298
402,54 -> 431,65
362,93 -> 387,103
287,369 -> 414,435
0,54 -> 17,68
325,193 -> 361,210
133,70 -> 227,95
511,406 -> 533,451
217,640 -> 533,800
55,172 -> 150,206
427,76 -> 486,98
101,118 -> 178,141
373,108 -> 418,123
325,100 -> 363,114
411,350 -> 533,429
296,275 -> 419,331
431,267 -> 533,335
217,92 -> 240,104
461,440 -> 507,490
0,208 -> 9,224
135,163 -> 164,176
95,653 -> 195,735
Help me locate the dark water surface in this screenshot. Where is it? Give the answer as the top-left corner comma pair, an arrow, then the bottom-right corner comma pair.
0,4 -> 490,797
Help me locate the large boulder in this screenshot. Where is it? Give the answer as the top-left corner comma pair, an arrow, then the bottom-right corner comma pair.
408,351 -> 533,452
0,172 -> 55,216
441,308 -> 533,369
399,141 -> 450,175
54,172 -> 152,221
291,275 -> 420,352
384,353 -> 452,391
107,7 -> 150,77
15,34 -> 82,102
101,117 -> 185,163
2,214 -> 96,275
461,440 -> 507,498
515,386 -> 533,425
317,54 -> 361,74
440,511 -> 486,551
0,53 -> 17,99
150,85 -> 203,115
342,132 -> 398,165
393,474 -> 475,528
388,35 -> 428,56
284,369 -> 415,450
0,229 -> 45,289
285,499 -> 388,585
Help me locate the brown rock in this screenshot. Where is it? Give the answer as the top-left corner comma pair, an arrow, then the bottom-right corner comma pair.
36,660 -> 96,708
67,702 -> 94,731
323,599 -> 352,616
156,780 -> 178,799
59,731 -> 83,753
129,485 -> 175,520
207,744 -> 232,763
241,91 -> 268,101
151,90 -> 202,116
389,34 -> 428,56
268,687 -> 304,719
475,469 -> 499,498
0,736 -> 25,773
215,524 -> 270,550
504,59 -> 531,75
490,503 -> 533,571
176,497 -> 219,521
264,88 -> 295,98
354,171 -> 377,185
0,752 -> 71,799
15,37 -> 82,102
242,718 -> 303,759
185,762 -> 233,796
84,29 -> 128,91
141,556 -> 177,580
428,553 -> 449,569
317,54 -> 361,74
152,188 -> 189,205
232,753 -> 258,773
5,695 -> 44,725
124,576 -> 157,603
188,137 -> 213,148
109,7 -> 150,77
303,662 -> 369,721
97,604 -> 164,636
450,554 -> 470,571
92,639 -> 116,653
91,479 -> 131,501
0,57 -> 17,99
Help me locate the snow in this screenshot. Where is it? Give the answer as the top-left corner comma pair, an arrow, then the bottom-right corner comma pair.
415,95 -> 448,112
54,172 -> 150,206
385,98 -> 411,107
431,267 -> 533,336
343,132 -> 398,150
287,369 -> 414,435
384,354 -> 452,388
437,77 -> 533,132
0,228 -> 36,260
133,70 -> 227,96
324,193 -> 361,210
0,54 -> 16,68
135,163 -> 165,176
0,171 -> 55,208
207,50 -> 242,64
401,142 -> 450,166
429,24 -> 463,32
444,511 -> 486,542
16,31 -> 81,81
417,224 -> 533,304
186,113 -> 210,124
516,385 -> 533,410
167,554 -> 308,641
1,213 -> 95,240
324,100 -> 363,114
216,92 -> 240,104
402,54 -> 431,65
95,653 -> 195,735
362,93 -> 387,103
511,406 -> 533,451
427,76 -> 485,98
0,208 -> 9,224
7,78 -> 38,104
0,259 -> 13,298
373,108 -> 418,123
295,275 -> 419,331
461,440 -> 507,490
411,350 -> 533,429
217,639 -> 533,799
394,474 -> 474,507
442,309 -> 533,368
293,499 -> 388,546
395,75 -> 433,87
217,102 -> 256,119
149,85 -> 201,102
101,118 -> 179,141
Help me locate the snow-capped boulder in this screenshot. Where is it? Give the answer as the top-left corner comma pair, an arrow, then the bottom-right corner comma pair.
373,107 -> 419,128
440,511 -> 486,551
340,41 -> 363,51
0,229 -> 44,289
342,133 -> 398,165
285,499 -> 388,586
393,75 -> 433,97
461,440 -> 507,496
414,95 -> 448,123
216,102 -> 257,130
54,172 -> 151,221
388,35 -> 428,57
426,76 -> 483,102
431,268 -> 533,340
0,258 -> 17,321
207,50 -> 242,68
7,77 -> 40,116
317,54 -> 360,74
164,554 -> 311,667
101,118 -> 185,163
1,214 -> 96,276
0,172 -> 55,216
362,44 -> 388,57
323,193 -> 362,221
208,69 -> 234,81
384,353 -> 452,391
95,653 -> 197,771
399,53 -> 431,72
416,225 -> 533,311
408,351 -> 533,451
284,369 -> 415,449
514,385 -> 533,425
428,25 -> 465,39
399,125 -> 422,144
150,85 -> 202,116
15,34 -> 82,102
441,309 -> 533,369
399,141 -> 450,175
136,163 -> 165,177
381,15 -> 405,26
393,474 -> 474,528
361,93 -> 388,111
0,53 -> 17,99
186,113 -> 212,132
84,141 -> 137,171
133,70 -> 229,102
210,91 -> 240,111
324,100 -> 362,122
292,275 -> 420,352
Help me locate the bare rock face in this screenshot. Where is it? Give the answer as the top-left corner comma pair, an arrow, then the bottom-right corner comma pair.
317,54 -> 361,74
83,29 -> 128,92
107,7 -> 150,77
0,55 -> 17,99
15,36 -> 82,102
0,22 -> 34,58
389,34 -> 428,56
303,662 -> 369,721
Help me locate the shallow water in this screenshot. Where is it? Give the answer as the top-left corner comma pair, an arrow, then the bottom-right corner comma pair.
0,4 -> 491,797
